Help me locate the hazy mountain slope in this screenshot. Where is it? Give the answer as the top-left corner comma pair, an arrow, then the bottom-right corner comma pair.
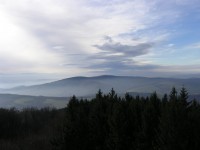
0,94 -> 69,109
1,75 -> 200,97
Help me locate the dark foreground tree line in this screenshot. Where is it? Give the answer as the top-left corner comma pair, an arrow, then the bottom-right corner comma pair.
0,107 -> 65,150
0,87 -> 200,149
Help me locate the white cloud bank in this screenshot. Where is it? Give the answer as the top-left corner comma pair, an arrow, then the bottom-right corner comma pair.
0,0 -> 199,86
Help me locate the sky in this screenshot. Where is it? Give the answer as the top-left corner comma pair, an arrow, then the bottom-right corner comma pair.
0,0 -> 200,88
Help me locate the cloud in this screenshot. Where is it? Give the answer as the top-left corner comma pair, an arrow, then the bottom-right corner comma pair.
104,36 -> 113,43
83,41 -> 155,78
0,8 -> 63,73
0,0 -> 199,86
89,36 -> 153,73
1,0 -> 158,74
94,42 -> 152,57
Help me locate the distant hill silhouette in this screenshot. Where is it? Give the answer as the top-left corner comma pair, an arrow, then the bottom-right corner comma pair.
1,75 -> 200,97
0,94 -> 68,109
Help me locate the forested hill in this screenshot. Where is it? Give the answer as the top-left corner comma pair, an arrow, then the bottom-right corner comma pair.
1,75 -> 200,97
0,94 -> 68,109
1,87 -> 200,149
52,87 -> 200,150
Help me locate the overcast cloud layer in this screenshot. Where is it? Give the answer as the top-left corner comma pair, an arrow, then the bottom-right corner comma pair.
0,0 -> 200,87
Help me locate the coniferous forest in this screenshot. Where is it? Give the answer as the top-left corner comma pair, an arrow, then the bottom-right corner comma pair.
1,87 -> 200,150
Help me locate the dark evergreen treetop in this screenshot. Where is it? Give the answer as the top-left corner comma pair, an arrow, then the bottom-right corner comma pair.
53,87 -> 200,150
0,87 -> 200,150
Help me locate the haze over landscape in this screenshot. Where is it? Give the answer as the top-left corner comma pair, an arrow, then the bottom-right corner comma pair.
1,1 -> 200,149
0,0 -> 200,88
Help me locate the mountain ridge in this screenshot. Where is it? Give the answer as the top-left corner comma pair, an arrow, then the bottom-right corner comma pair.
0,93 -> 68,109
1,75 -> 200,97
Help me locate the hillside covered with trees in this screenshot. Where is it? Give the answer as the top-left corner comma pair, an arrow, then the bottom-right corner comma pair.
0,87 -> 200,150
